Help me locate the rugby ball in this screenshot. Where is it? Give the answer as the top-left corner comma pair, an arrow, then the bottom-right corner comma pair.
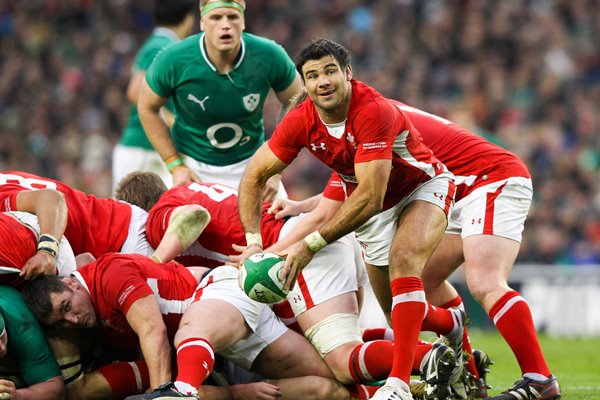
239,252 -> 288,304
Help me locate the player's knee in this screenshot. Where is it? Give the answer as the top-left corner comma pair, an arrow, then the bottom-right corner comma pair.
305,313 -> 362,383
167,205 -> 211,249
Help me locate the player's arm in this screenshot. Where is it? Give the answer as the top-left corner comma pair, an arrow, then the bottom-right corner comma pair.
280,159 -> 390,290
266,196 -> 342,254
125,294 -> 171,390
138,80 -> 198,186
238,143 -> 288,260
128,72 -> 175,129
15,189 -> 68,279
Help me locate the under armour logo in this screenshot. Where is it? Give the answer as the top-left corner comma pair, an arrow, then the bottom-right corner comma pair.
202,361 -> 208,371
471,218 -> 482,225
310,142 -> 326,151
433,193 -> 444,201
292,295 -> 302,304
187,94 -> 210,111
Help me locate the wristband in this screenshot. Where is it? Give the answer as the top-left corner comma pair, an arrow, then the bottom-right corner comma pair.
166,158 -> 184,172
38,234 -> 59,258
245,232 -> 263,249
304,231 -> 328,252
151,254 -> 163,264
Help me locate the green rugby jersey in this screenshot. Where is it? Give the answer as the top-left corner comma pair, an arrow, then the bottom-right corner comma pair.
146,32 -> 297,166
119,27 -> 179,149
0,286 -> 60,386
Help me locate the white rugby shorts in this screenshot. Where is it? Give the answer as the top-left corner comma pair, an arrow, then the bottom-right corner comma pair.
192,265 -> 287,369
112,144 -> 172,192
355,173 -> 455,266
446,177 -> 532,242
279,216 -> 368,317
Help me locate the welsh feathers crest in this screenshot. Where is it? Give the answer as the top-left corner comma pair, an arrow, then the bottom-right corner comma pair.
243,93 -> 260,112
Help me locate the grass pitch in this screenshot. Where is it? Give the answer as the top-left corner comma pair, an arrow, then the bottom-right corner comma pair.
467,331 -> 600,399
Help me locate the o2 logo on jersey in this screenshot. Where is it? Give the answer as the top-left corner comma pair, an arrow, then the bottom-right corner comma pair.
206,123 -> 250,149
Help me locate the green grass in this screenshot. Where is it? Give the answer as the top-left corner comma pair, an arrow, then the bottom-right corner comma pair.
466,331 -> 600,399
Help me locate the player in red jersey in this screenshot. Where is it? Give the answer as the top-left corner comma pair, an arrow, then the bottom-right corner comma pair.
268,101 -> 560,399
0,182 -> 76,285
0,171 -> 153,258
237,39 -> 463,400
23,254 -> 350,400
116,172 -> 464,398
0,171 -> 211,268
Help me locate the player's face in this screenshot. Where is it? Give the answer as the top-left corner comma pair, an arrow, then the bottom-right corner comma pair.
49,282 -> 97,329
201,7 -> 245,53
301,56 -> 352,122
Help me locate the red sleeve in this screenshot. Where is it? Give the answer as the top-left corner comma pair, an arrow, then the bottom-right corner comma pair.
102,263 -> 154,315
322,172 -> 346,201
146,206 -> 174,249
0,192 -> 19,212
353,101 -> 405,164
267,115 -> 304,165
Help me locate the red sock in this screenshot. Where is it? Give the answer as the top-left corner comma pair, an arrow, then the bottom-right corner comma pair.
489,291 -> 550,377
389,277 -> 427,384
175,338 -> 215,389
421,302 -> 455,335
362,328 -> 394,342
348,340 -> 393,382
98,361 -> 149,398
412,341 -> 433,373
440,296 -> 479,379
347,383 -> 382,399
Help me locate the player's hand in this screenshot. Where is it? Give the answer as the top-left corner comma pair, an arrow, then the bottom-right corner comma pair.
19,251 -> 56,280
262,175 -> 281,203
228,243 -> 262,268
0,380 -> 16,400
229,381 -> 282,400
267,198 -> 301,220
171,165 -> 201,187
280,240 -> 315,291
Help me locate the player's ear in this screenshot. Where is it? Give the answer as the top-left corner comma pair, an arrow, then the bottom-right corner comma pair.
345,65 -> 353,81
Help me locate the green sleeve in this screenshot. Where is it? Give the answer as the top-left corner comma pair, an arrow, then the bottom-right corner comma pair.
269,41 -> 297,92
145,48 -> 177,98
0,287 -> 61,385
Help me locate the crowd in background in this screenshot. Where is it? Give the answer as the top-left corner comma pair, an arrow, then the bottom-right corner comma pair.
1,0 -> 599,265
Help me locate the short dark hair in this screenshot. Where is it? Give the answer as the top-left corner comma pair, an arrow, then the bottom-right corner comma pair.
22,276 -> 71,325
114,171 -> 168,212
295,38 -> 351,77
155,0 -> 195,26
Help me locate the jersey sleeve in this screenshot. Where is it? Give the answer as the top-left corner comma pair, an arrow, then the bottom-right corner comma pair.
145,47 -> 176,99
4,292 -> 61,385
322,172 -> 346,201
268,41 -> 297,92
102,263 -> 154,315
0,192 -> 17,211
267,115 -> 304,164
353,101 -> 401,163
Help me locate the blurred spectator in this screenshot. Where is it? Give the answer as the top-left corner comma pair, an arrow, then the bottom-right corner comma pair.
1,0 -> 599,265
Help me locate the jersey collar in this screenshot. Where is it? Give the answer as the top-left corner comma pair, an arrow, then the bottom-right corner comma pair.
72,271 -> 91,295
199,32 -> 246,73
153,27 -> 180,42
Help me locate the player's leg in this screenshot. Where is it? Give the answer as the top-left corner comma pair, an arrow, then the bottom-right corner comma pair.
171,298 -> 249,395
374,199 -> 450,399
464,235 -> 559,399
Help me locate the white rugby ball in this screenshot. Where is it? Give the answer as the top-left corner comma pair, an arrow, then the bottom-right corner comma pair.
239,252 -> 288,304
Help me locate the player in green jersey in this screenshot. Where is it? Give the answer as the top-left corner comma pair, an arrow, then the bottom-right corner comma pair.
0,286 -> 63,399
138,0 -> 303,201
112,0 -> 196,194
